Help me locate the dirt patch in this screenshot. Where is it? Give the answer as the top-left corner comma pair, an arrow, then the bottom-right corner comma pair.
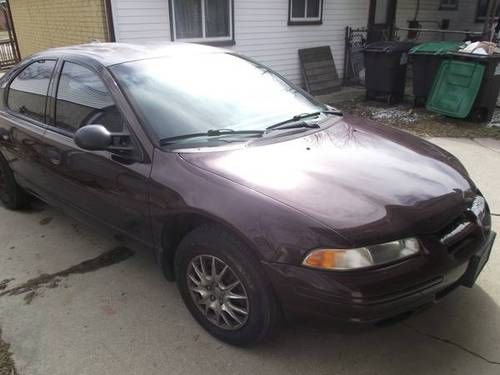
333,94 -> 500,139
0,329 -> 17,375
0,247 -> 134,304
0,280 -> 13,291
39,217 -> 53,226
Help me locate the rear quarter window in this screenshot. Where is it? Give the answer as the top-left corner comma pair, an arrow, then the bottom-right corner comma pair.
7,60 -> 56,123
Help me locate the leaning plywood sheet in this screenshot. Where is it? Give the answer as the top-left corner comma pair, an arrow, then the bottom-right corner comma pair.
299,46 -> 341,95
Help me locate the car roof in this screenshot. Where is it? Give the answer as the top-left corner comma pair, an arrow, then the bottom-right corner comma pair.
32,42 -> 226,67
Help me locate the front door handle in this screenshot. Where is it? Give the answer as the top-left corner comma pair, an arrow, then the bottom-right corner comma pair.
46,148 -> 62,165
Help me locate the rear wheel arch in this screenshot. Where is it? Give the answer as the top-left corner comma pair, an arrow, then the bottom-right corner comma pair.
159,212 -> 262,281
0,149 -> 30,209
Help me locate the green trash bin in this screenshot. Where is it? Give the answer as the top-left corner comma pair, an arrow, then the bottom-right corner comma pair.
409,41 -> 462,106
447,52 -> 500,122
426,60 -> 485,119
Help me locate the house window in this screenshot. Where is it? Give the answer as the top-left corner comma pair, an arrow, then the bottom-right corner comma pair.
476,0 -> 500,21
170,0 -> 233,43
288,0 -> 324,25
439,0 -> 458,11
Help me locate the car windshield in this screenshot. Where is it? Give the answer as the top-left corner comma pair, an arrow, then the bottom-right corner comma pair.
110,52 -> 325,142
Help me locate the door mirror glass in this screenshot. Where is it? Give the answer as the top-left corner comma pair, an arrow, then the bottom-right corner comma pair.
74,124 -> 112,151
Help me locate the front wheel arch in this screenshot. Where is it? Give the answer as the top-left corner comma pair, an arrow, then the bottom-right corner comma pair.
159,212 -> 262,281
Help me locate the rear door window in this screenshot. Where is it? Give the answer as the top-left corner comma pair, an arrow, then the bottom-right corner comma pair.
54,62 -> 123,134
7,60 -> 56,123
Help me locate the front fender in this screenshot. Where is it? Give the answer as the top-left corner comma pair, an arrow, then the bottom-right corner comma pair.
149,150 -> 351,265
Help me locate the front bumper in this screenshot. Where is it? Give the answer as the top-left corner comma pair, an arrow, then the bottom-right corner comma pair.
263,231 -> 496,324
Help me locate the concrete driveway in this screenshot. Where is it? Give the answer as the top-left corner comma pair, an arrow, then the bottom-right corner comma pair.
1,137 -> 500,375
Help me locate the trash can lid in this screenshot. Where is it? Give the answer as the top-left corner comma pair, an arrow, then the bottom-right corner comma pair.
365,41 -> 417,53
410,41 -> 463,55
426,60 -> 485,118
449,52 -> 500,62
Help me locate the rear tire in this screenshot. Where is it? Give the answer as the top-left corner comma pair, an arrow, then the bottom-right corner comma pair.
0,152 -> 30,210
175,224 -> 280,346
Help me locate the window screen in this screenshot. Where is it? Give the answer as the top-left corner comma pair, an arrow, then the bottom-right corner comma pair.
173,0 -> 232,40
289,0 -> 322,23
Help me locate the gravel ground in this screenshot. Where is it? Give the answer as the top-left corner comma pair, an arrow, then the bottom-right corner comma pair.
332,93 -> 500,139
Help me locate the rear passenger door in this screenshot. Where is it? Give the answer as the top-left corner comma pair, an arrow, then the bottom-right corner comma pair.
40,60 -> 153,243
0,59 -> 57,198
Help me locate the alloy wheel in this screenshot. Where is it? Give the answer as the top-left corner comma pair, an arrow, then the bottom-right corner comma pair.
187,255 -> 249,330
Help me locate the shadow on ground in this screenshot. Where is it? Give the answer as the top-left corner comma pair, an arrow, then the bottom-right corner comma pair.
249,286 -> 500,371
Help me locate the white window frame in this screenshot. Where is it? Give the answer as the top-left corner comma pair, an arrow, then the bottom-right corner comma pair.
289,0 -> 323,24
170,0 -> 233,43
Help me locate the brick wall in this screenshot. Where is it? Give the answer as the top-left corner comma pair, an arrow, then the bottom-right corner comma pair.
9,0 -> 110,57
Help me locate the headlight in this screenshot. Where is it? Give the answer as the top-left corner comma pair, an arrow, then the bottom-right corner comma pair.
302,238 -> 420,271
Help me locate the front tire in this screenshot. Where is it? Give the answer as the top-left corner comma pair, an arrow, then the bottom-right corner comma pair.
175,224 -> 280,346
0,152 -> 30,210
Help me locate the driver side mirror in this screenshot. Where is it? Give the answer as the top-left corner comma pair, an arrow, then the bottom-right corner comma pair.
74,124 -> 134,154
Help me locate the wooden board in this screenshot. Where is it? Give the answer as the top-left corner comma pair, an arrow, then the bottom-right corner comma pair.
298,46 -> 341,95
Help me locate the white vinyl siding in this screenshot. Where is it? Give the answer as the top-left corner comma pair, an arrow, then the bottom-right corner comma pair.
110,0 -> 171,42
111,0 -> 368,86
395,0 -> 483,42
110,0 -> 489,85
232,0 -> 368,85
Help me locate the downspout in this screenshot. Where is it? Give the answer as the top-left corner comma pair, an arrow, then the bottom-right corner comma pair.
483,0 -> 499,37
413,0 -> 420,21
103,0 -> 116,42
490,0 -> 500,42
407,0 -> 421,39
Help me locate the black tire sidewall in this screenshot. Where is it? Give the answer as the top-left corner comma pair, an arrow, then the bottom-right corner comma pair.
175,226 -> 278,346
0,152 -> 29,210
0,153 -> 17,208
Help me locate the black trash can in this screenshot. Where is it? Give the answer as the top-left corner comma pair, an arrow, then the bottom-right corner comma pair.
364,41 -> 416,104
448,52 -> 500,122
409,42 -> 462,106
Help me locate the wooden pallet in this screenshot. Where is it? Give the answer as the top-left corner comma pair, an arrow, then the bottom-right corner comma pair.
298,46 -> 341,95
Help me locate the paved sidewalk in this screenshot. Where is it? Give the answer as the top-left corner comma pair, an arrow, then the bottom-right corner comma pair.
0,138 -> 499,375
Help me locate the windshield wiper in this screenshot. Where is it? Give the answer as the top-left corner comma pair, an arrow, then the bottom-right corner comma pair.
266,122 -> 320,132
159,129 -> 264,146
265,110 -> 343,132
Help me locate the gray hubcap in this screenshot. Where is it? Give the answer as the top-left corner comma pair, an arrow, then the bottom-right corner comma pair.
187,255 -> 249,330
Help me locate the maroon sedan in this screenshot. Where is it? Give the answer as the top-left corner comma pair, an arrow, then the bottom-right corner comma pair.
0,43 -> 495,346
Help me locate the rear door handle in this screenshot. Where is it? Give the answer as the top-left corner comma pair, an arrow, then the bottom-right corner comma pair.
0,128 -> 11,142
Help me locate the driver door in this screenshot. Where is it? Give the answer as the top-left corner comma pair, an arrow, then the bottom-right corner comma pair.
40,59 -> 153,244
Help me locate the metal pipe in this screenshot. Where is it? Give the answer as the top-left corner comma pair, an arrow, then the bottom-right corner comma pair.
483,0 -> 499,35
397,27 -> 483,35
413,0 -> 420,21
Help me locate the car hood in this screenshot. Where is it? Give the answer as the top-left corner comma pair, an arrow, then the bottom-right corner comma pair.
179,115 -> 476,245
